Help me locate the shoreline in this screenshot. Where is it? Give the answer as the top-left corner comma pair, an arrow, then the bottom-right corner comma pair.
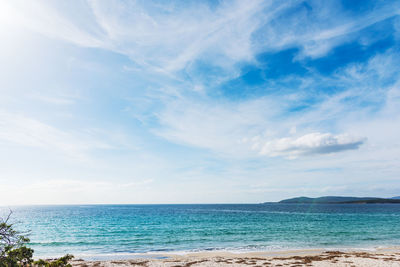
38,246 -> 400,261
67,248 -> 400,266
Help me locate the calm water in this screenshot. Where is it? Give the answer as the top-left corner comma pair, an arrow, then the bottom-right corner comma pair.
2,204 -> 400,258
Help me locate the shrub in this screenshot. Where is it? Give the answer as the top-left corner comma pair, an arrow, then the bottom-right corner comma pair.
34,254 -> 74,267
0,211 -> 73,267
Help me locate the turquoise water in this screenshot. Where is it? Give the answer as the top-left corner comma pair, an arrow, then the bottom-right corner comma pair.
2,204 -> 400,258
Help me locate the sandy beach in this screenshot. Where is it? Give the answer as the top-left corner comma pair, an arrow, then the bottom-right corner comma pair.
70,248 -> 400,266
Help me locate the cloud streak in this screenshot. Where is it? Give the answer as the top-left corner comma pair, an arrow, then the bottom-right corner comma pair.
1,0 -> 400,203
153,49 -> 399,159
259,132 -> 365,158
4,0 -> 398,77
0,111 -> 113,160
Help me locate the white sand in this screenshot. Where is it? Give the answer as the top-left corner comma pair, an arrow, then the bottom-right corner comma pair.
70,247 -> 400,266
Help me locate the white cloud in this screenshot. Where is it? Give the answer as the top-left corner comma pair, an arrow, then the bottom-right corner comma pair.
155,96 -> 368,159
255,1 -> 400,59
87,0 -> 266,74
4,0 -> 397,78
259,132 -> 365,158
0,0 -> 399,203
0,179 -> 155,205
0,0 -> 104,48
155,97 -> 278,156
0,111 -> 113,160
153,50 -> 400,159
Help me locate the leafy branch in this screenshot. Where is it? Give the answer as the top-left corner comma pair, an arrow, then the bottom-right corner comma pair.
0,210 -> 73,267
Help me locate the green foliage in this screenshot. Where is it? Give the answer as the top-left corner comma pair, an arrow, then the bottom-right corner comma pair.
0,211 -> 73,267
34,254 -> 74,267
0,211 -> 32,267
2,246 -> 34,266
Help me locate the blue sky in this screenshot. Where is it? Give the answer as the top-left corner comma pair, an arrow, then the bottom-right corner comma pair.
0,0 -> 400,204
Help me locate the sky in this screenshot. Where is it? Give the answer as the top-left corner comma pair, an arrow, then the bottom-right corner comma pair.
0,0 -> 399,205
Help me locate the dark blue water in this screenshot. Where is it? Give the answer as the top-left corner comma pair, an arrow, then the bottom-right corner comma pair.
2,204 -> 400,258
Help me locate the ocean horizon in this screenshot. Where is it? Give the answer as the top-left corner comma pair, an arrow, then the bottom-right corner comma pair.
3,203 -> 400,260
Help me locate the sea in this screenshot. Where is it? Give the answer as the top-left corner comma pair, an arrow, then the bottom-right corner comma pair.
2,204 -> 400,259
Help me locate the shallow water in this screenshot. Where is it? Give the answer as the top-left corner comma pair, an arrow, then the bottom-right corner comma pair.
2,204 -> 400,258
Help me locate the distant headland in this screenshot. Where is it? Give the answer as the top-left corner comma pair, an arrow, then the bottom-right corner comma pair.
270,196 -> 400,204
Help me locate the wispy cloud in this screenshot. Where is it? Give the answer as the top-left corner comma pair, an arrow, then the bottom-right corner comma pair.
0,178 -> 155,205
5,0 -> 398,77
1,0 -> 400,203
87,0 -> 267,74
153,49 -> 399,159
0,0 -> 104,47
0,111 -> 113,160
254,1 -> 400,59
